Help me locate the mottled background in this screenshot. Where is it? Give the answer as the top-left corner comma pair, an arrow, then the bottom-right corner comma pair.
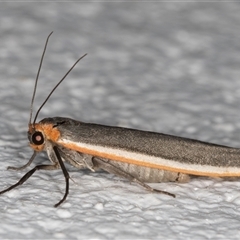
0,2 -> 240,239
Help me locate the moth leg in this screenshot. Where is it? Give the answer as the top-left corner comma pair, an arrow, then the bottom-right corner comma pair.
53,146 -> 70,207
0,163 -> 60,196
7,151 -> 37,171
1,147 -> 69,207
92,157 -> 175,198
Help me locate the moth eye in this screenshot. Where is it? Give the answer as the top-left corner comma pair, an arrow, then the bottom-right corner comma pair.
32,131 -> 44,145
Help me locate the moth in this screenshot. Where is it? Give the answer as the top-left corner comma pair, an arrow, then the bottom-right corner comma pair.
1,32 -> 239,207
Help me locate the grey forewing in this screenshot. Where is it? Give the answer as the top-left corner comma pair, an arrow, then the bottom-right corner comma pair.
40,117 -> 240,168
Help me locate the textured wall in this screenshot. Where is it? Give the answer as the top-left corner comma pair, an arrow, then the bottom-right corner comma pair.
0,2 -> 240,239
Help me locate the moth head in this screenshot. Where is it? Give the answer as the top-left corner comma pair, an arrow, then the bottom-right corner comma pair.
28,124 -> 45,151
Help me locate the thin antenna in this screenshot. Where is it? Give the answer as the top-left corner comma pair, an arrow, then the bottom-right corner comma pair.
29,31 -> 53,126
32,53 -> 87,125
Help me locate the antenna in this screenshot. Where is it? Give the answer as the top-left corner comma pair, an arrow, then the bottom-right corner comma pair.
29,31 -> 53,126
32,53 -> 87,125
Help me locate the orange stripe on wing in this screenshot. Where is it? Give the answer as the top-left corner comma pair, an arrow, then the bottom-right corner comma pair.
58,141 -> 240,177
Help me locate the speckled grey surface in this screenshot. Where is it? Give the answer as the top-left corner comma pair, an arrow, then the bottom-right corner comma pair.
0,2 -> 240,239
